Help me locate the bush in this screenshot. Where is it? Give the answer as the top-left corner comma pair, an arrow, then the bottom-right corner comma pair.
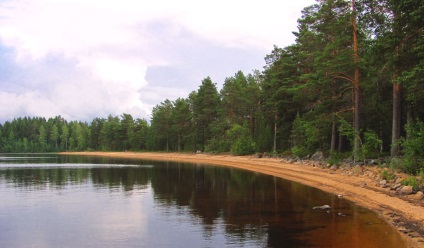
225,123 -> 257,156
402,176 -> 420,191
231,136 -> 256,155
205,137 -> 231,153
380,169 -> 396,181
401,120 -> 424,175
292,146 -> 309,158
362,129 -> 382,159
328,152 -> 351,166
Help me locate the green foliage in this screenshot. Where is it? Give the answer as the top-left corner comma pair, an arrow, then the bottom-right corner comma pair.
226,124 -> 256,156
362,129 -> 382,159
38,125 -> 47,152
401,176 -> 420,191
400,121 -> 424,174
291,113 -> 328,156
291,146 -> 309,158
380,169 -> 396,181
151,100 -> 173,151
231,136 -> 256,156
205,138 -> 231,153
194,77 -> 221,151
61,123 -> 69,150
328,152 -> 351,166
338,118 -> 356,145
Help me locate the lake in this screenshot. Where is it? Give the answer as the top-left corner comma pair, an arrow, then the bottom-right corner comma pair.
0,154 -> 405,247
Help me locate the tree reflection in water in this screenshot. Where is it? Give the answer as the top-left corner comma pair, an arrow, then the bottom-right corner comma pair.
0,154 -> 406,248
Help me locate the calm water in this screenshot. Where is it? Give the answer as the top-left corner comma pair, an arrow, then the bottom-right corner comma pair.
0,154 -> 405,248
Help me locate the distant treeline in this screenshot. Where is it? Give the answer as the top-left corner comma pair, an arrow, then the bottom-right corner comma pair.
0,115 -> 149,153
1,0 -> 423,174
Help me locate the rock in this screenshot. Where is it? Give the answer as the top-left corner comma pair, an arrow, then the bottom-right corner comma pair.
313,205 -> 331,210
391,183 -> 402,191
330,165 -> 338,171
256,152 -> 263,158
399,186 -> 413,195
379,180 -> 387,188
343,157 -> 353,163
311,151 -> 324,161
413,191 -> 424,200
353,165 -> 363,173
367,159 -> 378,166
360,181 -> 367,188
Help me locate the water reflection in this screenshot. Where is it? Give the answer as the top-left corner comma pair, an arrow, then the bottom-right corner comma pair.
0,154 -> 405,247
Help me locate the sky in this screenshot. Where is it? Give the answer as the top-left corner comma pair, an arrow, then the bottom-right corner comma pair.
0,0 -> 316,123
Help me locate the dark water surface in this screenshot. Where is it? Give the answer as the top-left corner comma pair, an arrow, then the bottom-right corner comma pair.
0,154 -> 405,248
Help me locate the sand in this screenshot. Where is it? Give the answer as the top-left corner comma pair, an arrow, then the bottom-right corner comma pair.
60,151 -> 424,247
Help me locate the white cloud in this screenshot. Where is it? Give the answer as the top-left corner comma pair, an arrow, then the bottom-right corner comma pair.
0,0 -> 316,122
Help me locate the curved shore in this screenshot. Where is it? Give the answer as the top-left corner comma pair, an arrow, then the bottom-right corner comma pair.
61,151 -> 424,247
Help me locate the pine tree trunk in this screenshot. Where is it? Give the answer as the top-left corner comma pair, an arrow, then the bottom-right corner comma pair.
338,134 -> 345,153
391,82 -> 401,156
177,134 -> 181,152
406,104 -> 413,140
273,113 -> 277,153
352,0 -> 360,162
390,6 -> 403,157
330,116 -> 337,153
250,112 -> 254,136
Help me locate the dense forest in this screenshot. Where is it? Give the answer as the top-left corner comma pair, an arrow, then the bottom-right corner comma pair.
0,0 -> 423,173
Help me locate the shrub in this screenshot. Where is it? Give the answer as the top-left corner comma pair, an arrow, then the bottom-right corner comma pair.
362,129 -> 382,159
226,124 -> 256,156
380,169 -> 396,181
401,176 -> 420,191
401,120 -> 424,175
205,137 -> 231,153
292,146 -> 309,158
328,152 -> 350,166
231,136 -> 256,155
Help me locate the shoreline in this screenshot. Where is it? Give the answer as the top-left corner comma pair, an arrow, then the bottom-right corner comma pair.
61,151 -> 424,247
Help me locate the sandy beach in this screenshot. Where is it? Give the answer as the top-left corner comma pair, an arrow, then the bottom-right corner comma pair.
61,151 -> 424,247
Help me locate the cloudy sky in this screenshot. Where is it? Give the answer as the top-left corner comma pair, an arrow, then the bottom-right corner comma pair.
0,0 -> 315,123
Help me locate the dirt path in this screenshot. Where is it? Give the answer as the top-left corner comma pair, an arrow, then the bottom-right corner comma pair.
61,151 -> 424,247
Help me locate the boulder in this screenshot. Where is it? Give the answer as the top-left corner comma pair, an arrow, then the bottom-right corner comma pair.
311,151 -> 324,161
353,165 -> 363,173
390,183 -> 402,191
379,180 -> 387,188
413,191 -> 424,200
399,186 -> 413,195
313,205 -> 331,210
343,157 -> 353,163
